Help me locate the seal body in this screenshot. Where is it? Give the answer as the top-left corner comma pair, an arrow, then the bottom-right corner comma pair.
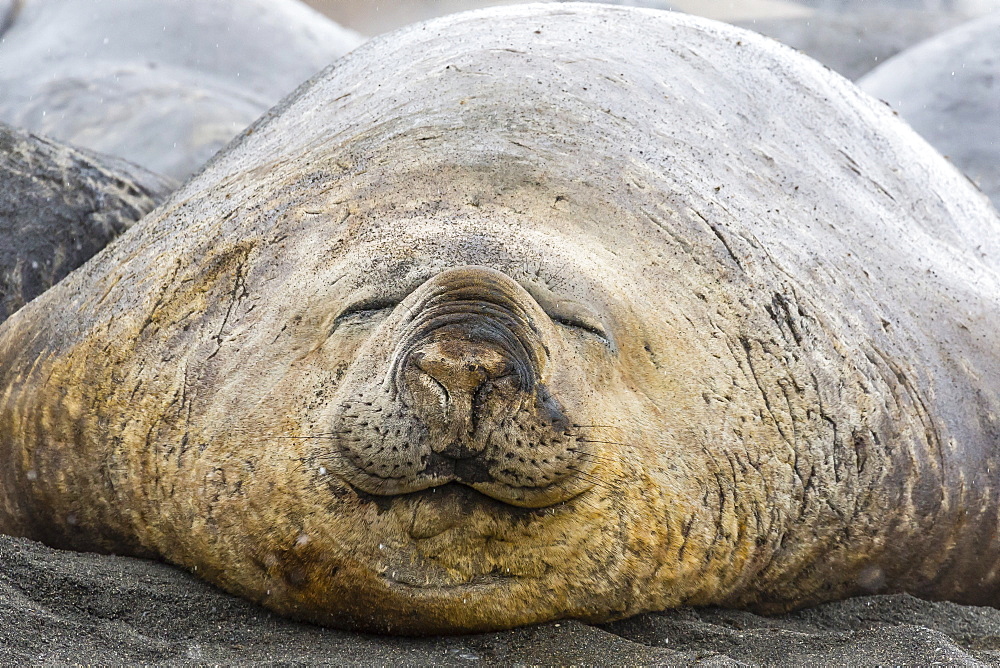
731,0 -> 999,80
0,123 -> 174,323
859,13 -> 1000,208
1,4 -> 999,634
0,0 -> 363,179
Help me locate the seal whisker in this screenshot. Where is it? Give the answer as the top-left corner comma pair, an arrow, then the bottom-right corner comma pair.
572,438 -> 627,447
551,477 -> 606,512
562,465 -> 623,495
572,452 -> 624,468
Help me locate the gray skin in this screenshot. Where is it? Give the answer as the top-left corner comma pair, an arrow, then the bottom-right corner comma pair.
859,13 -> 1000,209
0,3 -> 999,634
0,123 -> 174,323
556,0 -> 1000,79
734,7 -> 997,79
0,0 -> 363,180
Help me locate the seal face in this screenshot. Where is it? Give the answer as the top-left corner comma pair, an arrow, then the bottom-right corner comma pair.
1,4 -> 999,635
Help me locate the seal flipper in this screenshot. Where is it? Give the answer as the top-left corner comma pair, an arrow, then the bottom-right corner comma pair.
0,123 -> 175,324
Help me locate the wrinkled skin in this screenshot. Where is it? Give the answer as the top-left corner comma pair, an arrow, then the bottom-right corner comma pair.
1,5 -> 999,634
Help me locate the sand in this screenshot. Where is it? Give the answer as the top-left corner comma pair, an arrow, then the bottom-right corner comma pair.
2,535 -> 998,665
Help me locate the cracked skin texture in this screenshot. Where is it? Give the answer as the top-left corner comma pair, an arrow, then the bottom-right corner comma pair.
1,4 -> 1000,634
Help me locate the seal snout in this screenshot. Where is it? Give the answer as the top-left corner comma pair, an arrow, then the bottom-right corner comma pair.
413,339 -> 514,396
408,335 -> 519,441
330,266 -> 597,508
390,267 -> 545,433
401,315 -> 533,441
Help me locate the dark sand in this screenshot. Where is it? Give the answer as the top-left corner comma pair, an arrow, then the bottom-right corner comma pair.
2,535 -> 997,665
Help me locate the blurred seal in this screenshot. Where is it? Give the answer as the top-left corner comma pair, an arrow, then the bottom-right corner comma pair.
859,12 -> 1000,208
0,0 -> 363,179
0,122 -> 173,323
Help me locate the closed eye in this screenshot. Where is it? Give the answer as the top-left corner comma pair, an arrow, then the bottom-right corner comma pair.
331,298 -> 400,332
550,312 -> 609,342
520,279 -> 612,345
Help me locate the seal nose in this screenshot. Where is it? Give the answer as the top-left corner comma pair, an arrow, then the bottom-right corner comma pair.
413,339 -> 513,399
403,334 -> 524,454
387,266 -> 546,458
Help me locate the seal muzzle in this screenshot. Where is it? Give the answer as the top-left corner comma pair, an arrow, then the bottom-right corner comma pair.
329,266 -> 593,507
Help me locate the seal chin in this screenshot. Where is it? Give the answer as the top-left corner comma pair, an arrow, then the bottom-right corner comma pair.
380,568 -> 513,591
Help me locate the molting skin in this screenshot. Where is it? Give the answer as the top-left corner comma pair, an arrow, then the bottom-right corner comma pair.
0,3 -> 999,634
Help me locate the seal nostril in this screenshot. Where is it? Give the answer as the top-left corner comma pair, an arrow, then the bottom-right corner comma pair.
419,371 -> 450,405
412,340 -> 513,399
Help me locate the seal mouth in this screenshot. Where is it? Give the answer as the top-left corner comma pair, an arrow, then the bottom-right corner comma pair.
336,465 -> 596,509
351,483 -> 554,519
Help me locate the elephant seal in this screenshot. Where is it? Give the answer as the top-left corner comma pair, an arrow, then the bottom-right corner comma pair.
584,0 -> 1000,79
1,4 -> 999,635
0,122 -> 174,323
859,13 -> 1000,208
0,0 -> 363,179
733,0 -> 1000,80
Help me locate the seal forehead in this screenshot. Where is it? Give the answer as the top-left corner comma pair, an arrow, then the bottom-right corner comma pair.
308,215 -> 632,315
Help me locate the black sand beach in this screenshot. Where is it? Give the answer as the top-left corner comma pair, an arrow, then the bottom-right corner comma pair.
3,535 -> 998,665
